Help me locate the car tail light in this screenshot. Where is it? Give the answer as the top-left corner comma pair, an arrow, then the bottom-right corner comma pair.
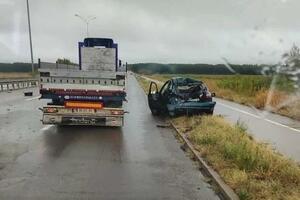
44,107 -> 58,113
110,110 -> 124,115
65,101 -> 103,109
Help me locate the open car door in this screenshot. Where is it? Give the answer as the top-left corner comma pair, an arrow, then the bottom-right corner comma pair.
148,81 -> 161,115
148,80 -> 172,115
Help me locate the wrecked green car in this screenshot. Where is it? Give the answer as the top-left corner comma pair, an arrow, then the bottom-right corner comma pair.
148,77 -> 216,116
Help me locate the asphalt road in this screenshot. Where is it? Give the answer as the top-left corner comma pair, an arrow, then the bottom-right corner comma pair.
0,75 -> 219,200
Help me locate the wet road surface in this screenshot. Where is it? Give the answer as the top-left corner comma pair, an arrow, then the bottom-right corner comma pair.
0,75 -> 219,199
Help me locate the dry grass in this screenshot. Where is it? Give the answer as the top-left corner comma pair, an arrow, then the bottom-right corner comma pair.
277,101 -> 300,121
255,90 -> 288,109
0,72 -> 33,80
135,75 -> 151,92
173,115 -> 300,200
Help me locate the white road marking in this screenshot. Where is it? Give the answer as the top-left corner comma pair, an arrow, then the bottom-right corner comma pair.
40,125 -> 53,131
25,96 -> 41,101
217,102 -> 261,119
217,102 -> 300,133
264,119 -> 300,133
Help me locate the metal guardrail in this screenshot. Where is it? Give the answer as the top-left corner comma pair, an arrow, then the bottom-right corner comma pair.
0,79 -> 39,92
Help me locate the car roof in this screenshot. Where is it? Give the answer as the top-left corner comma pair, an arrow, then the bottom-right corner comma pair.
170,77 -> 203,86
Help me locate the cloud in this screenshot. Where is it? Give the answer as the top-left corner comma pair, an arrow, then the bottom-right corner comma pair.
0,0 -> 299,64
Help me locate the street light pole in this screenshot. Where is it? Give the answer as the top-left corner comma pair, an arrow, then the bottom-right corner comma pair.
75,14 -> 96,38
86,22 -> 89,37
26,0 -> 34,74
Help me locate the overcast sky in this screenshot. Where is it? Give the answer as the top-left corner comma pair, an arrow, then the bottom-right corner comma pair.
0,0 -> 299,64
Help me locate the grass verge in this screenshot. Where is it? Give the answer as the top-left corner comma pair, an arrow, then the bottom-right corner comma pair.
173,116 -> 300,200
135,75 -> 152,92
135,74 -> 300,200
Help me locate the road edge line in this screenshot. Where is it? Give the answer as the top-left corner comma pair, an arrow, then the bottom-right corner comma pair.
170,122 -> 240,200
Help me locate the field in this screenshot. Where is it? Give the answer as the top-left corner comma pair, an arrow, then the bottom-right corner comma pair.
136,75 -> 300,200
0,72 -> 33,80
142,74 -> 300,120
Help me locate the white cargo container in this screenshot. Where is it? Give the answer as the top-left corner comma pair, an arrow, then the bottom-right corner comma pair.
81,47 -> 116,72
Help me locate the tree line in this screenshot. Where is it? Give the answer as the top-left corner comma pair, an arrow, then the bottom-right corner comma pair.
0,58 -> 75,72
0,63 -> 38,72
129,63 -> 268,75
0,62 -> 267,75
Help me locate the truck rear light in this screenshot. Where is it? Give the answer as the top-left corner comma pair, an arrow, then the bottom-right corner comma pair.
110,110 -> 124,115
65,101 -> 103,109
44,107 -> 58,113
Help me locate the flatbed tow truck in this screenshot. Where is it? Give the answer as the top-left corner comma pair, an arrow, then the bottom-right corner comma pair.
38,38 -> 127,126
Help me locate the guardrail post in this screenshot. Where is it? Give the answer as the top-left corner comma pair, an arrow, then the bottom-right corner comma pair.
38,58 -> 41,69
0,79 -> 38,92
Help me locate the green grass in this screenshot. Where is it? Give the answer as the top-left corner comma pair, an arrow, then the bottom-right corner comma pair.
215,75 -> 294,94
146,74 -> 294,93
173,116 -> 300,200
